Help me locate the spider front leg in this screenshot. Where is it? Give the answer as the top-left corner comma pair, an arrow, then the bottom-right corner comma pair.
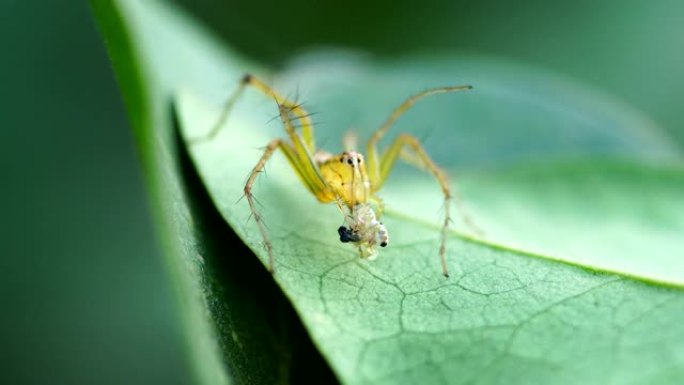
243,138 -> 288,273
364,84 -> 478,277
369,133 -> 456,277
243,137 -> 331,273
244,103 -> 335,273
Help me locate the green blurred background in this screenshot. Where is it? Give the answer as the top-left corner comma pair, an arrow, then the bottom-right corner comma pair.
1,2 -> 189,384
2,1 -> 681,384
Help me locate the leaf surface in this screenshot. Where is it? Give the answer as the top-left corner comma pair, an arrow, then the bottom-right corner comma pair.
178,73 -> 684,383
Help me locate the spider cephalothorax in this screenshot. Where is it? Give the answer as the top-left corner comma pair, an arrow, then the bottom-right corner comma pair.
198,73 -> 477,277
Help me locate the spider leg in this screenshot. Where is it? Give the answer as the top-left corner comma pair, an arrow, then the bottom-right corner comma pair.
276,103 -> 335,203
247,94 -> 342,273
363,84 -> 474,277
370,133 -> 455,278
366,85 -> 472,184
343,131 -> 358,152
192,76 -> 249,143
232,75 -> 329,199
397,148 -> 484,237
195,74 -> 318,152
369,194 -> 385,217
244,138 -> 333,273
243,139 -> 285,272
244,74 -> 317,153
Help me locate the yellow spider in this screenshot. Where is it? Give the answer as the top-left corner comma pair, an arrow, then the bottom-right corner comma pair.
200,74 -> 477,277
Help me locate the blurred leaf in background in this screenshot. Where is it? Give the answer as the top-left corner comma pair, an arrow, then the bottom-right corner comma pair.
177,0 -> 684,145
0,1 -> 191,385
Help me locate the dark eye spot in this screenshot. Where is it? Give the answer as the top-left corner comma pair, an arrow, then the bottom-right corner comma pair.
339,157 -> 344,163
380,241 -> 388,247
358,158 -> 362,163
338,226 -> 360,243
347,159 -> 353,165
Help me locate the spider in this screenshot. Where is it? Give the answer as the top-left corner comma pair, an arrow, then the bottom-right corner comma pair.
199,74 -> 479,277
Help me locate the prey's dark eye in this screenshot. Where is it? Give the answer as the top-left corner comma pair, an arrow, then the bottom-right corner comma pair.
380,241 -> 388,247
338,226 -> 355,243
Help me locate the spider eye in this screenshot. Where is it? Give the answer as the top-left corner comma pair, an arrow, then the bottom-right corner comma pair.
339,157 -> 344,163
347,159 -> 353,165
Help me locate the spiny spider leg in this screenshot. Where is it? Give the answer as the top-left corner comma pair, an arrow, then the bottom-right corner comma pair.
377,133 -> 455,277
364,85 -> 475,277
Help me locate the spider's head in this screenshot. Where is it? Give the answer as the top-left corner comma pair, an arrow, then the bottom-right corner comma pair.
337,204 -> 389,259
338,151 -> 365,168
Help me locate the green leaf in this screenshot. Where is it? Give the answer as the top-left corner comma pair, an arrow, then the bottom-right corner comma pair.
386,161 -> 684,285
177,59 -> 684,384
